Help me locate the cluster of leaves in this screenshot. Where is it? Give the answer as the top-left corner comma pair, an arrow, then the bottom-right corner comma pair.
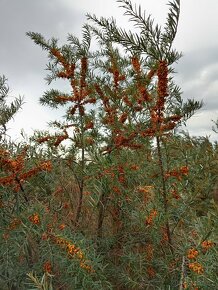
0,0 -> 217,289
0,75 -> 23,139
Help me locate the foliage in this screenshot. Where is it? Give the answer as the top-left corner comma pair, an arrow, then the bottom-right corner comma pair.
0,75 -> 23,139
0,0 -> 217,289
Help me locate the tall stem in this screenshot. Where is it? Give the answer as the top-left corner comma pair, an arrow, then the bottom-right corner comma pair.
75,117 -> 85,226
156,135 -> 173,252
97,190 -> 108,239
15,176 -> 29,204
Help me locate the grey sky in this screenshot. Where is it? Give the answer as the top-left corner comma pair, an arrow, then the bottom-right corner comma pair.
0,0 -> 218,142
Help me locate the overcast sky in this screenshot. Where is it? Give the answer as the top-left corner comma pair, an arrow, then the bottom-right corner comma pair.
1,0 -> 218,142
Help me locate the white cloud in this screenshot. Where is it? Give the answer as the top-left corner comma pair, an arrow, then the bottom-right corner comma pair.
182,110 -> 218,142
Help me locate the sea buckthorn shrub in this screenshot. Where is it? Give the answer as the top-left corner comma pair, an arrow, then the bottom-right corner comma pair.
1,0 -> 218,289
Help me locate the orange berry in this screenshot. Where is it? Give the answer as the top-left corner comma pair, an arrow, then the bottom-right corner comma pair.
43,261 -> 52,273
201,240 -> 215,250
58,224 -> 66,230
188,262 -> 204,274
29,213 -> 40,225
187,248 -> 199,259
